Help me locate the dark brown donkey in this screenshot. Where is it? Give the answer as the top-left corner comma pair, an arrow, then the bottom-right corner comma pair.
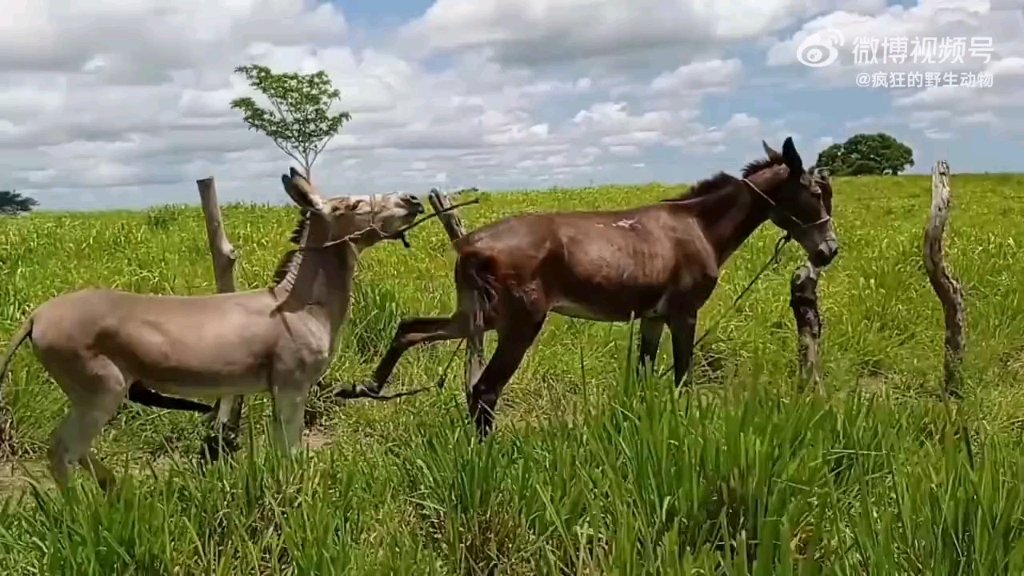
347,137 -> 838,438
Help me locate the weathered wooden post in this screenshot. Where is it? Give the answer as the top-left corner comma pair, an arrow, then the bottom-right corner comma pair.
427,188 -> 484,392
0,378 -> 12,458
790,262 -> 822,392
923,160 -> 965,398
196,177 -> 244,462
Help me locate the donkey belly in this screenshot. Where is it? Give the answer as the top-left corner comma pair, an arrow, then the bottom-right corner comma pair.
550,295 -> 660,322
551,300 -> 622,321
551,283 -> 669,322
145,373 -> 270,400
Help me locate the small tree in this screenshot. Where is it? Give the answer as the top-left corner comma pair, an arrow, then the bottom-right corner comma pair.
230,64 -> 351,181
0,190 -> 38,215
815,133 -> 914,176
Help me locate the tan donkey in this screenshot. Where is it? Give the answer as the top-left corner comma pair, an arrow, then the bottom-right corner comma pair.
0,168 -> 423,491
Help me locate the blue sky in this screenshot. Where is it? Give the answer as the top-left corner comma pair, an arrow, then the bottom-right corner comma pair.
334,0 -> 433,28
0,0 -> 1021,210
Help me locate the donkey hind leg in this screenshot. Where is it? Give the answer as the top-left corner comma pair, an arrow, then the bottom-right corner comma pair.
269,379 -> 311,455
468,316 -> 546,440
636,318 -> 665,379
356,314 -> 477,397
47,357 -> 126,492
667,310 -> 698,387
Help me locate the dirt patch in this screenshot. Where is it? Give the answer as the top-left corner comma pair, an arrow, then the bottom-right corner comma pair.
0,429 -> 334,497
303,428 -> 332,450
0,460 -> 50,496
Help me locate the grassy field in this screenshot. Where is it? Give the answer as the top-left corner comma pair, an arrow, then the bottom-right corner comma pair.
1,174 -> 1024,574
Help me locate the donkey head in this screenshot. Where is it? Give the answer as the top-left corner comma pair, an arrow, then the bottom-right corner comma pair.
281,168 -> 424,249
759,138 -> 838,268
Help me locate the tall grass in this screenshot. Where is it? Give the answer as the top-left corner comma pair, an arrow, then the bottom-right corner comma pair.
1,175 -> 1023,573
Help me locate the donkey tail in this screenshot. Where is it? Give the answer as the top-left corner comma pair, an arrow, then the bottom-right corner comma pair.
456,251 -> 498,334
0,316 -> 33,388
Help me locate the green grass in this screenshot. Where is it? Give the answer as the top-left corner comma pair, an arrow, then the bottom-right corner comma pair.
2,175 -> 1024,574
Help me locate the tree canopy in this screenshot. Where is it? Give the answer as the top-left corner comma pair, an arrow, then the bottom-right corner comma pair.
0,190 -> 38,215
814,133 -> 915,176
230,64 -> 351,181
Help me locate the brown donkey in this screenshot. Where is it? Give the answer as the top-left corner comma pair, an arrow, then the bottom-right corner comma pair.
349,137 -> 838,438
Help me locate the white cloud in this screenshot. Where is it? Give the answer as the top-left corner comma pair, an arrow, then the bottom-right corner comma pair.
649,59 -> 742,93
10,0 -> 1012,210
1,0 -> 785,209
399,0 -> 885,68
0,0 -> 348,78
567,99 -> 766,155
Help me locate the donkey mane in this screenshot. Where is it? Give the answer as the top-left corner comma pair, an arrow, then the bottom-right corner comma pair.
271,212 -> 311,286
664,155 -> 785,202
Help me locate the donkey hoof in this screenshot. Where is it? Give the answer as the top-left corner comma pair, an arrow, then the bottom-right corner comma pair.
198,433 -> 240,467
356,383 -> 383,398
333,383 -> 381,400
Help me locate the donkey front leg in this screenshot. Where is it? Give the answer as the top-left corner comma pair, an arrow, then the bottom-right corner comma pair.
269,380 -> 311,454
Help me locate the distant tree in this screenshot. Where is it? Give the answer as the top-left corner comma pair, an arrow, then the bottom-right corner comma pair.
230,64 -> 351,181
815,133 -> 915,176
0,190 -> 38,215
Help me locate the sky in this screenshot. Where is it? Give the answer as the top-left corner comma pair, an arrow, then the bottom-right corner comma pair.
1,0 -> 1023,210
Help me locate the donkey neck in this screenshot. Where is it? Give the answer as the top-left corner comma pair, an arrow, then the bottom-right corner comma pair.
690,179 -> 775,266
275,222 -> 357,335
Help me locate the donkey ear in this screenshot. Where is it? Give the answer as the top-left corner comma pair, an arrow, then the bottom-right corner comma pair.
281,169 -> 327,213
762,139 -> 782,160
781,137 -> 804,174
281,174 -> 309,209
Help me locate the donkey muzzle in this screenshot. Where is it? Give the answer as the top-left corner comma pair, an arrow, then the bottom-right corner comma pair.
403,194 -> 425,215
810,238 -> 838,267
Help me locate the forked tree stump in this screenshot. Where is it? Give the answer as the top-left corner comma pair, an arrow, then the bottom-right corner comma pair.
428,188 -> 484,392
923,160 -> 965,398
790,262 -> 823,392
196,177 -> 243,462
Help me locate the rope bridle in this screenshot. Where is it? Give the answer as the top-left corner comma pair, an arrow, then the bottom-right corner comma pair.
294,198 -> 480,252
742,177 -> 832,230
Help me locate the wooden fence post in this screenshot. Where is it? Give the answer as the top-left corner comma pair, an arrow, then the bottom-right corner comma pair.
196,177 -> 244,461
0,378 -> 12,459
427,188 -> 484,393
790,262 -> 823,392
923,160 -> 965,398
